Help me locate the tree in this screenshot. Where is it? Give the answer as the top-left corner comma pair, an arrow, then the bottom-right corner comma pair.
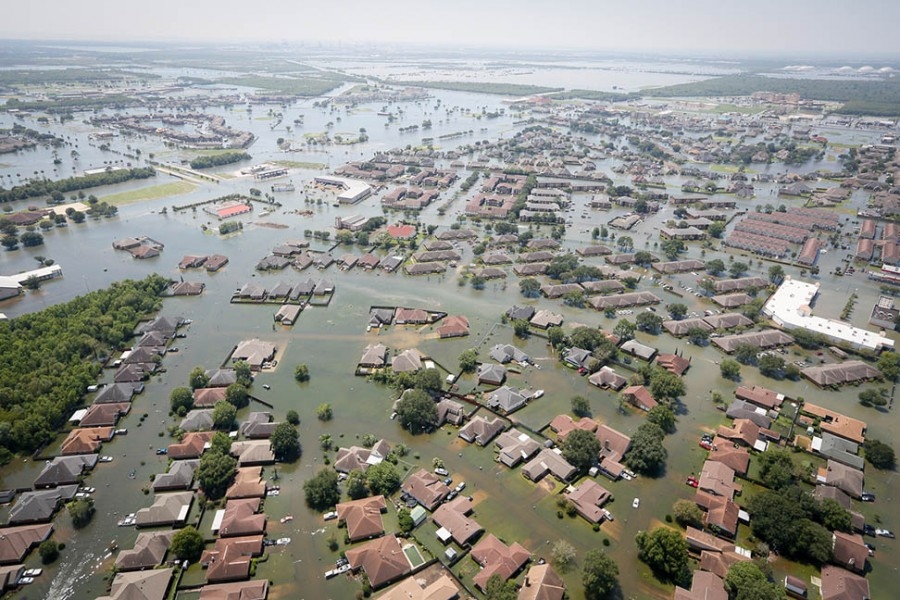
294,364 -> 310,382
661,239 -> 685,260
729,261 -> 749,278
170,526 -> 205,562
459,348 -> 479,373
68,498 -> 95,528
225,383 -> 249,409
582,548 -> 619,600
398,507 -> 415,534
170,386 -> 194,415
600,225 -> 609,239
367,461 -> 401,496
39,539 -> 59,564
189,366 -> 209,390
817,498 -> 851,533
758,354 -> 785,378
592,227 -> 601,240
649,371 -> 685,400
304,469 -> 341,511
635,527 -> 690,586
877,351 -> 900,381
768,265 -> 785,284
667,303 -> 688,320
519,277 -> 541,297
551,539 -> 577,573
636,311 -> 663,334
618,236 -> 633,251
758,450 -> 796,490
396,389 -> 438,434
20,231 -> 43,247
346,470 -> 369,500
647,405 -> 676,434
672,499 -> 703,528
234,361 -> 253,386
720,358 -> 741,380
317,403 -> 333,421
212,400 -> 237,430
733,343 -> 758,365
562,429 -> 601,473
613,319 -> 636,341
624,422 -> 667,476
708,221 -> 725,238
858,388 -> 888,408
571,395 -> 591,418
705,259 -> 726,275
724,562 -> 782,600
286,410 -> 300,425
414,368 -> 444,393
483,574 -> 518,600
687,326 -> 710,345
197,449 -> 237,501
271,422 -> 301,462
210,431 -> 232,455
785,363 -> 801,380
865,439 -> 896,469
633,251 -> 653,266
547,326 -> 565,348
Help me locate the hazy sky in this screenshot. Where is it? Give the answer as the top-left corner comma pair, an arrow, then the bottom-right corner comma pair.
3,0 -> 899,58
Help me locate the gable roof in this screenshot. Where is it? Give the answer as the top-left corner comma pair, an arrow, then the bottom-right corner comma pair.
336,495 -> 387,542
168,431 -> 214,460
225,466 -> 267,499
201,535 -> 264,583
470,533 -> 531,592
218,498 -> 266,537
97,568 -> 173,600
518,563 -> 565,600
345,534 -> 412,589
115,530 -> 176,571
134,492 -> 193,527
33,454 -> 98,488
0,523 -> 53,565
402,469 -> 450,511
432,496 -> 482,546
152,459 -> 199,492
459,415 -> 505,446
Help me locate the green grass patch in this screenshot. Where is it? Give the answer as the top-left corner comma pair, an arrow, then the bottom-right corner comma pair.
217,75 -> 348,96
101,181 -> 196,205
710,103 -> 767,115
709,164 -> 757,174
274,160 -> 327,170
392,80 -> 563,96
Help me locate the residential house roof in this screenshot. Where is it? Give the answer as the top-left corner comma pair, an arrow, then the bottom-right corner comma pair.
699,493 -> 740,537
819,565 -> 870,600
93,383 -> 137,404
198,580 -> 269,600
832,531 -> 868,573
674,571 -> 727,600
402,469 -> 450,511
470,533 -> 531,592
225,467 -> 267,499
529,310 -> 563,329
96,568 -> 173,600
60,427 -> 114,455
0,523 -> 53,565
436,398 -> 466,426
392,349 -> 426,373
180,409 -> 214,432
716,419 -> 762,449
433,496 -> 482,547
522,448 -> 577,483
802,362 -> 882,388
459,416 -> 505,446
193,387 -> 228,408
360,343 -> 389,368
229,440 -> 275,466
588,366 -> 627,391
698,461 -> 742,499
707,438 -> 751,476
346,534 -> 412,589
33,454 -> 98,488
238,412 -> 278,439
486,386 -> 528,413
621,385 -> 657,411
202,535 -> 264,583
337,495 -> 387,542
823,460 -> 864,499
735,384 -> 786,410
565,480 -> 611,524
153,459 -> 199,492
657,353 -> 691,376
168,431 -> 214,460
218,498 -> 266,537
437,315 -> 470,338
596,424 -> 631,464
231,339 -> 276,370
135,492 -> 193,528
813,484 -> 852,510
803,403 -> 867,444
477,363 -> 507,386
375,574 -> 459,600
619,339 -> 657,361
489,344 -> 529,364
8,486 -> 77,524
549,415 -> 598,441
115,530 -> 176,571
518,563 -> 566,600
78,402 -> 131,427
495,429 -> 541,468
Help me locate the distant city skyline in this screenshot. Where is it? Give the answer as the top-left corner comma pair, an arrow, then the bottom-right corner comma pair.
3,0 -> 900,60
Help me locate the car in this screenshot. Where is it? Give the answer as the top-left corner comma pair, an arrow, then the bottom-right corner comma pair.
98,455 -> 114,463
454,482 -> 466,492
446,490 -> 458,502
335,557 -> 349,567
686,477 -> 699,488
16,577 -> 34,585
443,478 -> 453,486
323,511 -> 338,521
602,509 -> 614,521
325,564 -> 351,579
876,529 -> 895,539
156,448 -> 168,455
434,467 -> 449,476
699,440 -> 712,450
863,524 -> 877,536
865,543 -> 876,556
632,498 -> 640,509
262,384 -> 271,390
861,492 -> 876,502
78,487 -> 95,494
22,569 -> 42,577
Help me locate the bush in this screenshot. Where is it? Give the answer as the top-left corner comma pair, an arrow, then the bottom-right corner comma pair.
39,539 -> 59,564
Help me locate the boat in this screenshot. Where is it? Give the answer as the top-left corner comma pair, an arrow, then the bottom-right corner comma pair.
532,390 -> 544,399
128,470 -> 136,479
280,515 -> 293,524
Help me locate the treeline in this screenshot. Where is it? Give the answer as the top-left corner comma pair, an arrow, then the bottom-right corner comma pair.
393,80 -> 563,96
548,89 -> 638,102
642,75 -> 900,116
189,152 -> 252,170
0,274 -> 170,460
2,95 -> 136,113
0,69 -> 155,86
0,167 -> 155,204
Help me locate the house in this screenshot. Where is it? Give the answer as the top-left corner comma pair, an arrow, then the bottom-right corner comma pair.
619,339 -> 657,361
229,440 -> 275,465
8,486 -> 77,524
522,449 -> 577,483
205,255 -> 229,272
198,581 -> 268,600
477,363 -> 507,386
518,563 -> 566,600
345,535 -> 413,589
588,366 -> 627,391
231,339 -> 276,370
193,386 -> 229,408
168,431 -> 215,460
707,438 -> 750,476
549,415 -> 599,441
115,530 -> 176,571
135,492 -> 193,528
60,427 -> 115,455
238,412 -> 279,439
716,419 -> 767,451
495,429 -> 541,468
832,531 -> 868,573
402,469 -> 451,511
530,309 -> 563,329
802,404 -> 866,444
225,467 -> 267,499
205,369 -> 238,388
93,383 -> 138,404
813,485 -> 852,510
433,496 -> 482,546
436,398 -> 466,426
819,565 -> 869,600
596,425 -> 631,479
33,455 -> 98,488
0,523 -> 53,565
470,533 -> 531,592
820,460 -> 864,499
506,305 -> 536,321
334,440 -> 391,473
489,344 -> 530,364
698,493 -> 740,538
97,569 -> 173,600
375,574 -> 459,600
564,480 -> 612,523
392,348 -> 426,373
563,347 -> 592,369
437,315 -> 470,338
337,495 -> 387,542
153,460 -> 200,492
621,385 -> 657,411
77,402 -> 130,427
657,353 -> 691,376
217,498 -> 266,537
813,433 -> 864,470
698,461 -> 742,500
201,535 -> 264,583
802,362 -> 882,388
459,415 -> 505,446
486,386 -> 528,413
180,409 -> 215,432
674,571 -> 727,600
735,385 -> 785,411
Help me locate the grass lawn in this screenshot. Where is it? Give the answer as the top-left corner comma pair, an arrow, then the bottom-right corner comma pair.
710,104 -> 767,115
709,164 -> 756,174
101,181 -> 196,205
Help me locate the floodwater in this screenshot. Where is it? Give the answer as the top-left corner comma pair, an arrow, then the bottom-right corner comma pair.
0,76 -> 897,600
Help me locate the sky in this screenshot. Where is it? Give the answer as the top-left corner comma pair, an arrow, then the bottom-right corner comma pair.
2,0 -> 899,58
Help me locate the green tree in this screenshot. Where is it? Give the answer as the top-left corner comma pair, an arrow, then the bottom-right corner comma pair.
729,261 -> 749,278
672,499 -> 703,528
571,395 -> 592,418
562,429 -> 601,473
635,527 -> 690,586
483,574 -> 518,600
212,400 -> 237,430
210,431 -> 232,455
547,326 -> 566,348
270,421 -> 301,462
667,303 -> 688,320
733,343 -> 758,365
197,449 -> 238,501
582,548 -> 619,600
170,526 -> 205,562
647,404 -> 676,434
705,258 -> 726,275
234,361 -> 253,386
398,508 -> 415,534
758,450 -> 796,490
551,539 -> 577,573
633,251 -> 653,266
636,311 -> 663,334
768,265 -> 785,284
20,231 -> 43,247
877,351 -> 900,381
39,539 -> 59,564
459,348 -> 479,373
304,468 -> 341,511
687,326 -> 710,345
660,239 -> 685,260
519,277 -> 541,297
624,422 -> 667,476
724,561 -> 783,600
613,319 -> 636,341
758,354 -> 785,378
68,498 -> 95,528
189,366 -> 209,390
170,386 -> 194,415
708,221 -> 725,238
396,389 -> 438,434
346,470 -> 369,500
858,388 -> 888,407
649,370 -> 685,400
512,318 -> 531,338
286,410 -> 300,425
366,461 -> 401,496
294,364 -> 310,382
414,368 -> 444,394
317,403 -> 333,421
817,498 -> 851,533
865,439 -> 896,469
225,383 -> 249,409
618,236 -> 633,251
